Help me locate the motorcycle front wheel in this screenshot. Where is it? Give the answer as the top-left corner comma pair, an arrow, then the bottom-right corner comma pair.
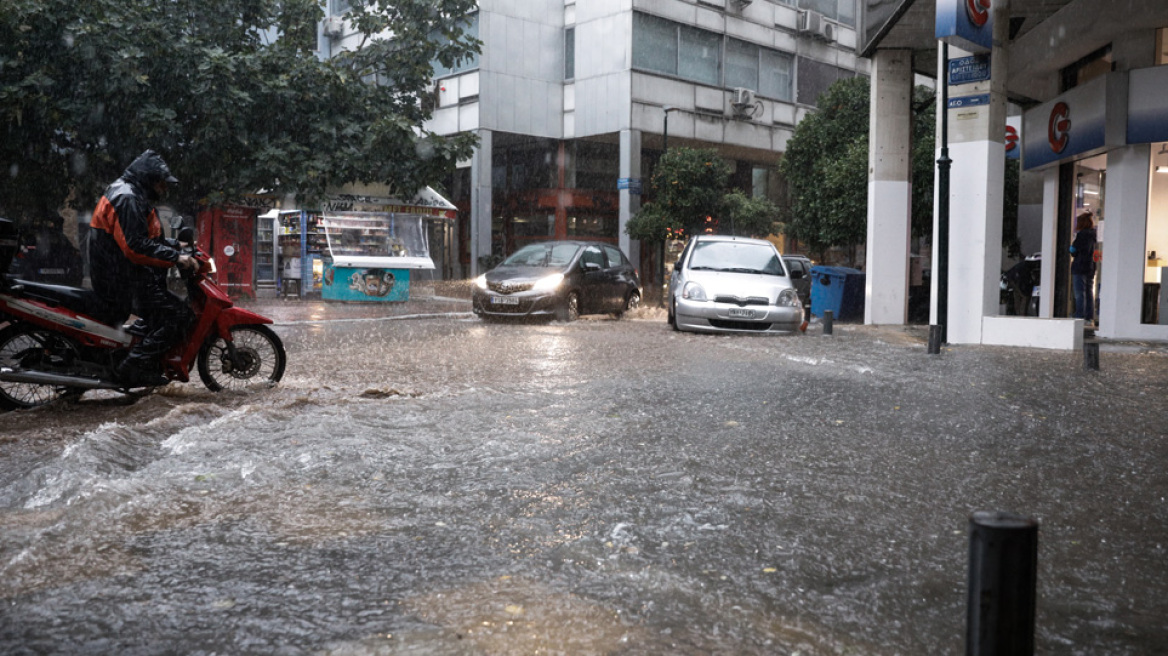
196,325 -> 286,392
0,324 -> 78,409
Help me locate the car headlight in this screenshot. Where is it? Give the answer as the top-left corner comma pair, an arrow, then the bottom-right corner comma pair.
682,281 -> 707,301
778,288 -> 801,308
532,272 -> 565,292
474,274 -> 488,290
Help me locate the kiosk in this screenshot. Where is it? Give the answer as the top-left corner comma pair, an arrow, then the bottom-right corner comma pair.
319,212 -> 435,302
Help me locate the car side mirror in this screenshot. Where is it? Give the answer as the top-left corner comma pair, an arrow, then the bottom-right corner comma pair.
583,261 -> 601,272
790,270 -> 804,280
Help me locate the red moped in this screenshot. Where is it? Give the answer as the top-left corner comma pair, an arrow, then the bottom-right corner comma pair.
0,219 -> 286,409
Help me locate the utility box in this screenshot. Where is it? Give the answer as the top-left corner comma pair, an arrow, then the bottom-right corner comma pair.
811,265 -> 865,321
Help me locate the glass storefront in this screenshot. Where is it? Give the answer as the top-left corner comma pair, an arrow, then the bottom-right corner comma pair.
489,134 -> 621,259
1144,142 -> 1168,324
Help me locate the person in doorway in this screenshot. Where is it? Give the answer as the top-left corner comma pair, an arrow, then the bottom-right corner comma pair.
88,150 -> 197,387
1070,211 -> 1097,324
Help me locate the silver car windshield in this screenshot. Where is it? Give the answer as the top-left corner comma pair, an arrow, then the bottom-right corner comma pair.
688,242 -> 786,276
501,243 -> 580,267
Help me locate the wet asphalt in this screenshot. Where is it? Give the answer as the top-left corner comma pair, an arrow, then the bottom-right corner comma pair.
1,291 -> 1167,655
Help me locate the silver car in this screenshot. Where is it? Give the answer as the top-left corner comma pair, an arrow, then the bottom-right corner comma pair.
667,235 -> 804,334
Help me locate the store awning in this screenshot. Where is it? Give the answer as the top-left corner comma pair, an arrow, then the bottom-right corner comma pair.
321,186 -> 458,220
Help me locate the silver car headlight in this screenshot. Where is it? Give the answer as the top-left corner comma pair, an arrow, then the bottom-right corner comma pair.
682,281 -> 707,301
777,288 -> 801,308
532,272 -> 565,292
474,274 -> 488,290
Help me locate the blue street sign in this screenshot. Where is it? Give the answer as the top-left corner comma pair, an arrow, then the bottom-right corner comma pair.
617,178 -> 643,195
948,93 -> 990,109
949,55 -> 991,85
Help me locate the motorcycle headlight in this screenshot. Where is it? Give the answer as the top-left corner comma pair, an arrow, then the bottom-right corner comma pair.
682,281 -> 707,301
532,272 -> 565,292
207,258 -> 217,274
475,274 -> 488,290
778,288 -> 801,308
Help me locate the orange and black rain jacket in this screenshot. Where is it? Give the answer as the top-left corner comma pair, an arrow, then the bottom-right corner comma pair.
88,150 -> 181,316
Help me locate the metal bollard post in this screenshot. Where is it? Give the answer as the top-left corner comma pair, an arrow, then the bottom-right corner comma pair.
822,310 -> 833,336
966,511 -> 1038,656
928,324 -> 943,355
1083,341 -> 1100,371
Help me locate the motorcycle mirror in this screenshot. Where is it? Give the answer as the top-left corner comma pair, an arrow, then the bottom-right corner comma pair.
177,227 -> 197,244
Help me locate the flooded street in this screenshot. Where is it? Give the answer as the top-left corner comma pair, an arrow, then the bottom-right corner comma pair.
2,311 -> 1167,655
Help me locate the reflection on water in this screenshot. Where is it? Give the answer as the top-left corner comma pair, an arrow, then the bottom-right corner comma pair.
1,319 -> 1167,654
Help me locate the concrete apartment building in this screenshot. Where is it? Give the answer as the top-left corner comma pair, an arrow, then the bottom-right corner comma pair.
323,0 -> 866,280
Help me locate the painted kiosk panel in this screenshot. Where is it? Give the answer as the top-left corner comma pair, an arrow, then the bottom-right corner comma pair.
320,212 -> 434,302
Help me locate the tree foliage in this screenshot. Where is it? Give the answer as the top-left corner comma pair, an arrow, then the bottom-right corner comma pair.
626,147 -> 779,242
0,0 -> 479,219
779,77 -> 936,258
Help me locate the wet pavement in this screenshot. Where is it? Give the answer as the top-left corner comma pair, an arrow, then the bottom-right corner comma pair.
2,290 -> 1167,655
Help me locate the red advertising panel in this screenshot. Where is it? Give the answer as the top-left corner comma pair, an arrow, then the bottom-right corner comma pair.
196,206 -> 256,299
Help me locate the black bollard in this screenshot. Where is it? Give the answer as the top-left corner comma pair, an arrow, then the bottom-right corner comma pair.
1083,341 -> 1100,371
966,511 -> 1038,656
928,324 -> 943,355
822,310 -> 833,336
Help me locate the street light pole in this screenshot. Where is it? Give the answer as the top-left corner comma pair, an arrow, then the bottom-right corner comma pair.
934,44 -> 951,352
659,106 -> 678,307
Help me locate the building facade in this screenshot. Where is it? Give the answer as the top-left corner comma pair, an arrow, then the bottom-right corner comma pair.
323,0 -> 866,281
862,0 -> 1168,347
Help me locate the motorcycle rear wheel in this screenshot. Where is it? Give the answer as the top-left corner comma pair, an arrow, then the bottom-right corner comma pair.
196,325 -> 286,392
0,324 -> 79,409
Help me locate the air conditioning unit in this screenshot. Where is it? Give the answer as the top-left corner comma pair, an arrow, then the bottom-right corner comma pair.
730,87 -> 756,115
798,10 -> 836,42
322,16 -> 344,38
797,10 -> 823,35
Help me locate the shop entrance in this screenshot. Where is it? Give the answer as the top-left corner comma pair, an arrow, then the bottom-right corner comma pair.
1144,142 -> 1168,325
1056,155 -> 1106,322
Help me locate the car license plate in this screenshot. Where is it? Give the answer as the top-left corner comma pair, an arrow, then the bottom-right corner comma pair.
491,295 -> 519,305
728,308 -> 755,319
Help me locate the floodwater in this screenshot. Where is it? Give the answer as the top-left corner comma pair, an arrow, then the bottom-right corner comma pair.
2,311 -> 1167,655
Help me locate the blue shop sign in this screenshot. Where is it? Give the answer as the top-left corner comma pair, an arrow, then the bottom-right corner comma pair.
948,93 -> 990,109
948,55 -> 991,85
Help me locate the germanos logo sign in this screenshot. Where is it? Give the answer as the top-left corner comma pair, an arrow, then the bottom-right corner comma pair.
1048,102 -> 1071,154
966,0 -> 991,28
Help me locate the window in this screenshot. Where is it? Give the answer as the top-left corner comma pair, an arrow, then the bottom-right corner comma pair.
725,39 -> 759,91
726,38 -> 793,101
603,245 -> 625,268
565,27 -> 575,80
678,24 -> 721,86
633,14 -> 792,101
760,49 -> 793,101
333,0 -> 352,14
792,0 -> 856,27
431,12 -> 480,79
632,13 -> 680,77
581,246 -> 605,269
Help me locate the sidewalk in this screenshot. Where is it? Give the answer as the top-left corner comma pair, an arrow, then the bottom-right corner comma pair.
236,280 -> 474,324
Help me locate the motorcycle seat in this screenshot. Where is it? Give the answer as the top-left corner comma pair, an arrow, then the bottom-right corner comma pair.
7,278 -> 126,326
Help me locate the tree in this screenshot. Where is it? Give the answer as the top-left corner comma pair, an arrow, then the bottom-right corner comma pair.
625,147 -> 779,242
0,0 -> 480,220
779,77 -> 936,261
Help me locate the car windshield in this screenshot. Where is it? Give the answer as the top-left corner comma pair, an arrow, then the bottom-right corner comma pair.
500,243 -> 580,268
687,241 -> 785,276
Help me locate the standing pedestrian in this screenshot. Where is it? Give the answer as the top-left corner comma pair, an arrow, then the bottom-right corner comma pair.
1070,211 -> 1097,324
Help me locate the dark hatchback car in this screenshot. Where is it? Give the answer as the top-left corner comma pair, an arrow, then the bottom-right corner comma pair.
782,254 -> 813,309
473,241 -> 641,321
